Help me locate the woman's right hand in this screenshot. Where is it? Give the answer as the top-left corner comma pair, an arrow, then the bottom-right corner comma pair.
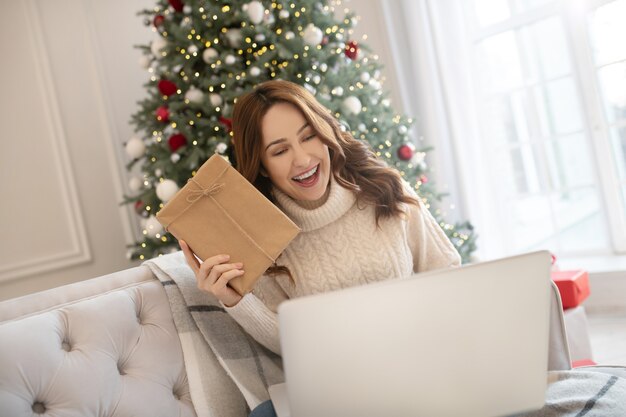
179,240 -> 244,307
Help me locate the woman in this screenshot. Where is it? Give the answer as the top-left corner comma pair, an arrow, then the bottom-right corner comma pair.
180,80 -> 461,416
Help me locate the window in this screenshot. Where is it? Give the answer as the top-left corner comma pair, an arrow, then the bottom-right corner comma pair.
446,0 -> 626,258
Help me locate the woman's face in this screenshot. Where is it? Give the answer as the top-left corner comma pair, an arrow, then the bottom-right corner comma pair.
260,102 -> 331,203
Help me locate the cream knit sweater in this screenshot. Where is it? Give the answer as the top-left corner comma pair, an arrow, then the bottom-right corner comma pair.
225,177 -> 461,354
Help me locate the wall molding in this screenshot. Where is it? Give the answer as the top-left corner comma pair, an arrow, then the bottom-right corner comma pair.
81,0 -> 142,247
0,0 -> 92,283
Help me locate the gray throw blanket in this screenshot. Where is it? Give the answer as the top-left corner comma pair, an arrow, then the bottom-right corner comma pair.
144,252 -> 284,417
519,370 -> 626,417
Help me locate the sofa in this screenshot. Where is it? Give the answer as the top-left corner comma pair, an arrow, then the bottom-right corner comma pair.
0,262 -> 624,417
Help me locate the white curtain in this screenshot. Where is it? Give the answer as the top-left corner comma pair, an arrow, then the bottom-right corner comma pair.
381,0 -> 500,260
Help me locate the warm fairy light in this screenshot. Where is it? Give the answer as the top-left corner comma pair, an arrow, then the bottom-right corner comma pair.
222,5 -> 230,12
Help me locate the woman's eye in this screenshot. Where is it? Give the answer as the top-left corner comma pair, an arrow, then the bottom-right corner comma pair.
273,148 -> 287,156
304,134 -> 316,141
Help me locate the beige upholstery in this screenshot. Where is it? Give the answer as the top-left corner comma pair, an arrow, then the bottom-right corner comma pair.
0,266 -> 196,417
0,265 -> 611,416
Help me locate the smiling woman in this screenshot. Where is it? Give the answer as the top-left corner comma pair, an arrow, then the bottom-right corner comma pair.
259,102 -> 332,206
178,79 -> 462,417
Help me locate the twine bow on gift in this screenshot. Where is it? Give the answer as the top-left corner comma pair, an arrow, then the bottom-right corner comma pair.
186,180 -> 225,203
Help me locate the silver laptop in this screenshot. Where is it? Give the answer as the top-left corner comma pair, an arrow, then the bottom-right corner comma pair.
270,251 -> 552,417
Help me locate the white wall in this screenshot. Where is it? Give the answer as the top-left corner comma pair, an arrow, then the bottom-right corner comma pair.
0,0 -> 154,300
0,0 -> 399,300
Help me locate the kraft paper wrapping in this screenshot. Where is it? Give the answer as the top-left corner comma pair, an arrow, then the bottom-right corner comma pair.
156,154 -> 301,295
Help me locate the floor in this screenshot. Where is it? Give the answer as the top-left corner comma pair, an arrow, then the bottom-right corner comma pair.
587,313 -> 626,366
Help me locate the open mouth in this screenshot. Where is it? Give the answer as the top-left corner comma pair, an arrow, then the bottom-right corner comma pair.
292,164 -> 319,185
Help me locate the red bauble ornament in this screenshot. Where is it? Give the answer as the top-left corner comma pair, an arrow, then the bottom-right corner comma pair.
134,200 -> 145,215
419,175 -> 429,184
345,41 -> 359,60
219,116 -> 233,133
168,0 -> 184,12
397,144 -> 414,161
158,79 -> 178,96
153,14 -> 165,27
168,133 -> 187,152
156,106 -> 170,122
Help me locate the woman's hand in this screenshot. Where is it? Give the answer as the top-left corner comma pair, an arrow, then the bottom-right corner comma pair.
179,240 -> 244,307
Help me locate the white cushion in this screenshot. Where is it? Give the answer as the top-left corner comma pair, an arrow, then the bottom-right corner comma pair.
0,267 -> 196,417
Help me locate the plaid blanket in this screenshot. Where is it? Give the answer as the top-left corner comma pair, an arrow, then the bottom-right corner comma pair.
143,252 -> 284,417
519,370 -> 626,417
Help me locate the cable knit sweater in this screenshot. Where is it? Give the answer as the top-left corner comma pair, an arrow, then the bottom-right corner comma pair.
225,177 -> 461,354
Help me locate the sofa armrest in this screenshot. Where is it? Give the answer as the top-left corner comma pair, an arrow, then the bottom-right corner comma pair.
549,281 -> 573,371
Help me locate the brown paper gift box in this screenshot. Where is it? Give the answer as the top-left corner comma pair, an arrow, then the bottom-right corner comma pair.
156,154 -> 300,295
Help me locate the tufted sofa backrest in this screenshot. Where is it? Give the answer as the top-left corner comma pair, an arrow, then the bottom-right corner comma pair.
0,266 -> 197,417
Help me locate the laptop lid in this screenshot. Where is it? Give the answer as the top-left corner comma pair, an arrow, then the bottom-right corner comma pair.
276,251 -> 552,417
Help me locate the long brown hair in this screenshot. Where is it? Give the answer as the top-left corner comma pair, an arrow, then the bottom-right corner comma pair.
232,79 -> 418,223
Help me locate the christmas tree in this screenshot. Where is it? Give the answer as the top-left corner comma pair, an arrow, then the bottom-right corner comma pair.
124,0 -> 477,262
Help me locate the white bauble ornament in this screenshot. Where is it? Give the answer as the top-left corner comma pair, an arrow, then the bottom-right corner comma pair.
128,177 -> 143,192
156,179 -> 179,203
255,33 -> 266,42
279,10 -> 289,19
331,86 -> 344,96
225,28 -> 242,47
209,93 -> 223,107
249,67 -> 261,77
398,125 -> 408,135
185,87 -> 204,104
144,215 -> 164,238
382,98 -> 391,107
358,123 -> 367,132
369,79 -> 381,90
187,44 -> 198,55
183,4 -> 192,14
312,75 -> 321,84
202,48 -> 219,63
360,72 -> 371,83
155,168 -> 163,177
411,152 -> 426,165
303,24 -> 323,46
264,12 -> 275,25
151,37 -> 168,56
138,55 -> 151,69
224,54 -> 236,65
335,33 -> 344,41
319,63 -> 328,72
170,153 -> 181,163
246,1 -> 264,24
342,96 -> 362,115
125,137 -> 146,159
216,142 -> 228,154
285,31 -> 295,40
